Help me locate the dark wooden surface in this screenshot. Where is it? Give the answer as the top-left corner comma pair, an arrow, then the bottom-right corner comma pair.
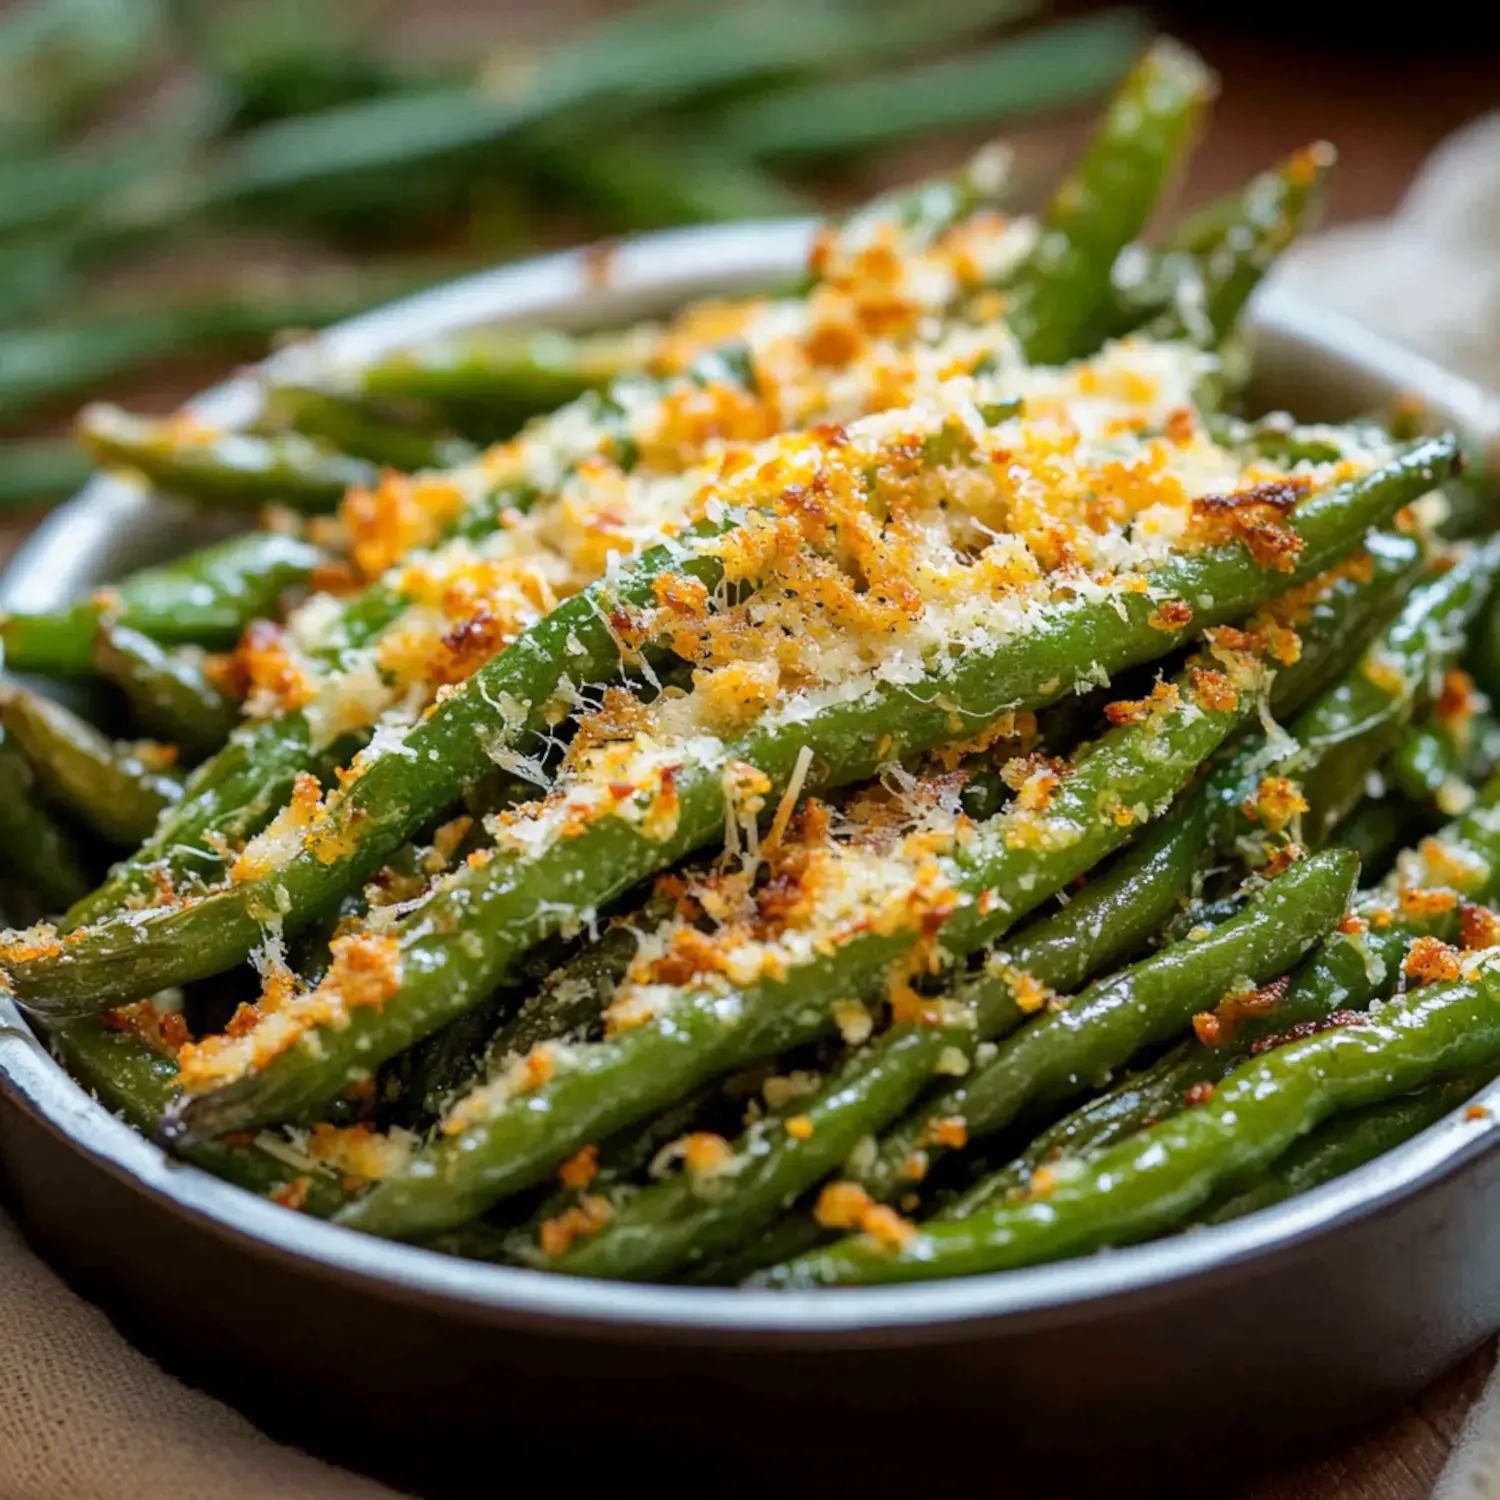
3,6 -> 1498,1494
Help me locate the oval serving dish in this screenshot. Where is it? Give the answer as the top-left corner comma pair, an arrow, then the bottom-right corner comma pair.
5,222 -> 1500,1499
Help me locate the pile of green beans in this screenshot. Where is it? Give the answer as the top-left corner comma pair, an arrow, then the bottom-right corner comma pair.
5,39 -> 1500,1294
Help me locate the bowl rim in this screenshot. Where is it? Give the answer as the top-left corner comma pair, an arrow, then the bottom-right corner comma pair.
6,217 -> 1500,1343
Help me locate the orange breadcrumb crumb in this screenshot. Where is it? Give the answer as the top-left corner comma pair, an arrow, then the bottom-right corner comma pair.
1257,843 -> 1303,879
1188,477 -> 1310,572
1104,679 -> 1180,727
683,1132 -> 734,1176
101,1001 -> 190,1056
812,1181 -> 916,1250
539,1195 -> 613,1257
1029,1165 -> 1060,1199
558,1145 -> 600,1191
1404,935 -> 1463,985
1243,776 -> 1307,835
1148,599 -> 1193,633
270,1176 -> 312,1213
1189,668 -> 1239,714
919,1116 -> 968,1150
1398,888 -> 1459,920
1192,1011 -> 1222,1046
1461,904 -> 1500,952
1435,668 -> 1480,745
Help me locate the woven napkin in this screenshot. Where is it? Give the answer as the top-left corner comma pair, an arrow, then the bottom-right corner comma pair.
5,112 -> 1500,1500
0,1212 -> 400,1499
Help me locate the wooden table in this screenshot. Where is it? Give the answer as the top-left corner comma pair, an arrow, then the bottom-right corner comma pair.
4,6 -> 1499,1495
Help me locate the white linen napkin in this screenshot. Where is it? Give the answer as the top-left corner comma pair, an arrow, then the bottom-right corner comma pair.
4,110 -> 1500,1500
1274,112 -> 1500,396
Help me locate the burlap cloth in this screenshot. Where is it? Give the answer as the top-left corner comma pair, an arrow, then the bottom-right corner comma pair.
5,112 -> 1500,1500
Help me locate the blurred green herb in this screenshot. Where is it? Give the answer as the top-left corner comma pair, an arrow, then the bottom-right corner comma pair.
0,0 -> 1149,508
0,437 -> 92,510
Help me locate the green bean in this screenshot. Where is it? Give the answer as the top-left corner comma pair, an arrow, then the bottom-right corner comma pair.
1130,146 -> 1336,339
91,624 -> 239,761
485,1070 -> 747,1262
336,657 -> 1261,1238
1441,477 -> 1500,543
258,385 -> 474,472
353,324 -> 664,423
957,518 -> 1408,988
854,530 -> 1420,1197
7,511 -> 743,1012
559,846 -> 1354,1280
1005,39 -> 1214,365
60,466 -> 556,924
77,404 -> 378,514
547,688 -> 1249,1280
962,777 -> 1500,1213
35,129 -> 1080,912
1391,721 -> 1469,809
868,848 -> 1356,1206
0,88 -> 210,246
0,729 -> 93,920
1391,705 -> 1500,817
59,719 -> 363,931
401,908 -> 654,1124
877,821 -> 1233,1209
1207,412 -> 1368,468
682,1209 -> 831,1286
782,955 -> 1500,1285
825,135 -> 1016,262
143,433 -> 1450,1127
1468,575 -> 1500,707
1148,142 -> 1335,348
47,1014 -> 350,1216
0,233 -> 85,327
988,796 -> 1215,1003
714,10 -> 1147,164
544,767 -> 1220,1281
1335,800 -> 1427,888
1192,1066 -> 1500,1226
543,1014 -> 977,1282
1290,538 -> 1500,849
484,909 -> 666,1060
0,683 -> 180,846
189,0 -> 408,135
1185,538 -> 1495,877
46,386 -> 644,929
1248,530 -> 1423,716
185,5 -> 808,210
43,194 -> 881,916
0,529 -> 324,676
957,1046 -> 1213,1216
348,123 -> 1015,426
7,432 -> 1444,1037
